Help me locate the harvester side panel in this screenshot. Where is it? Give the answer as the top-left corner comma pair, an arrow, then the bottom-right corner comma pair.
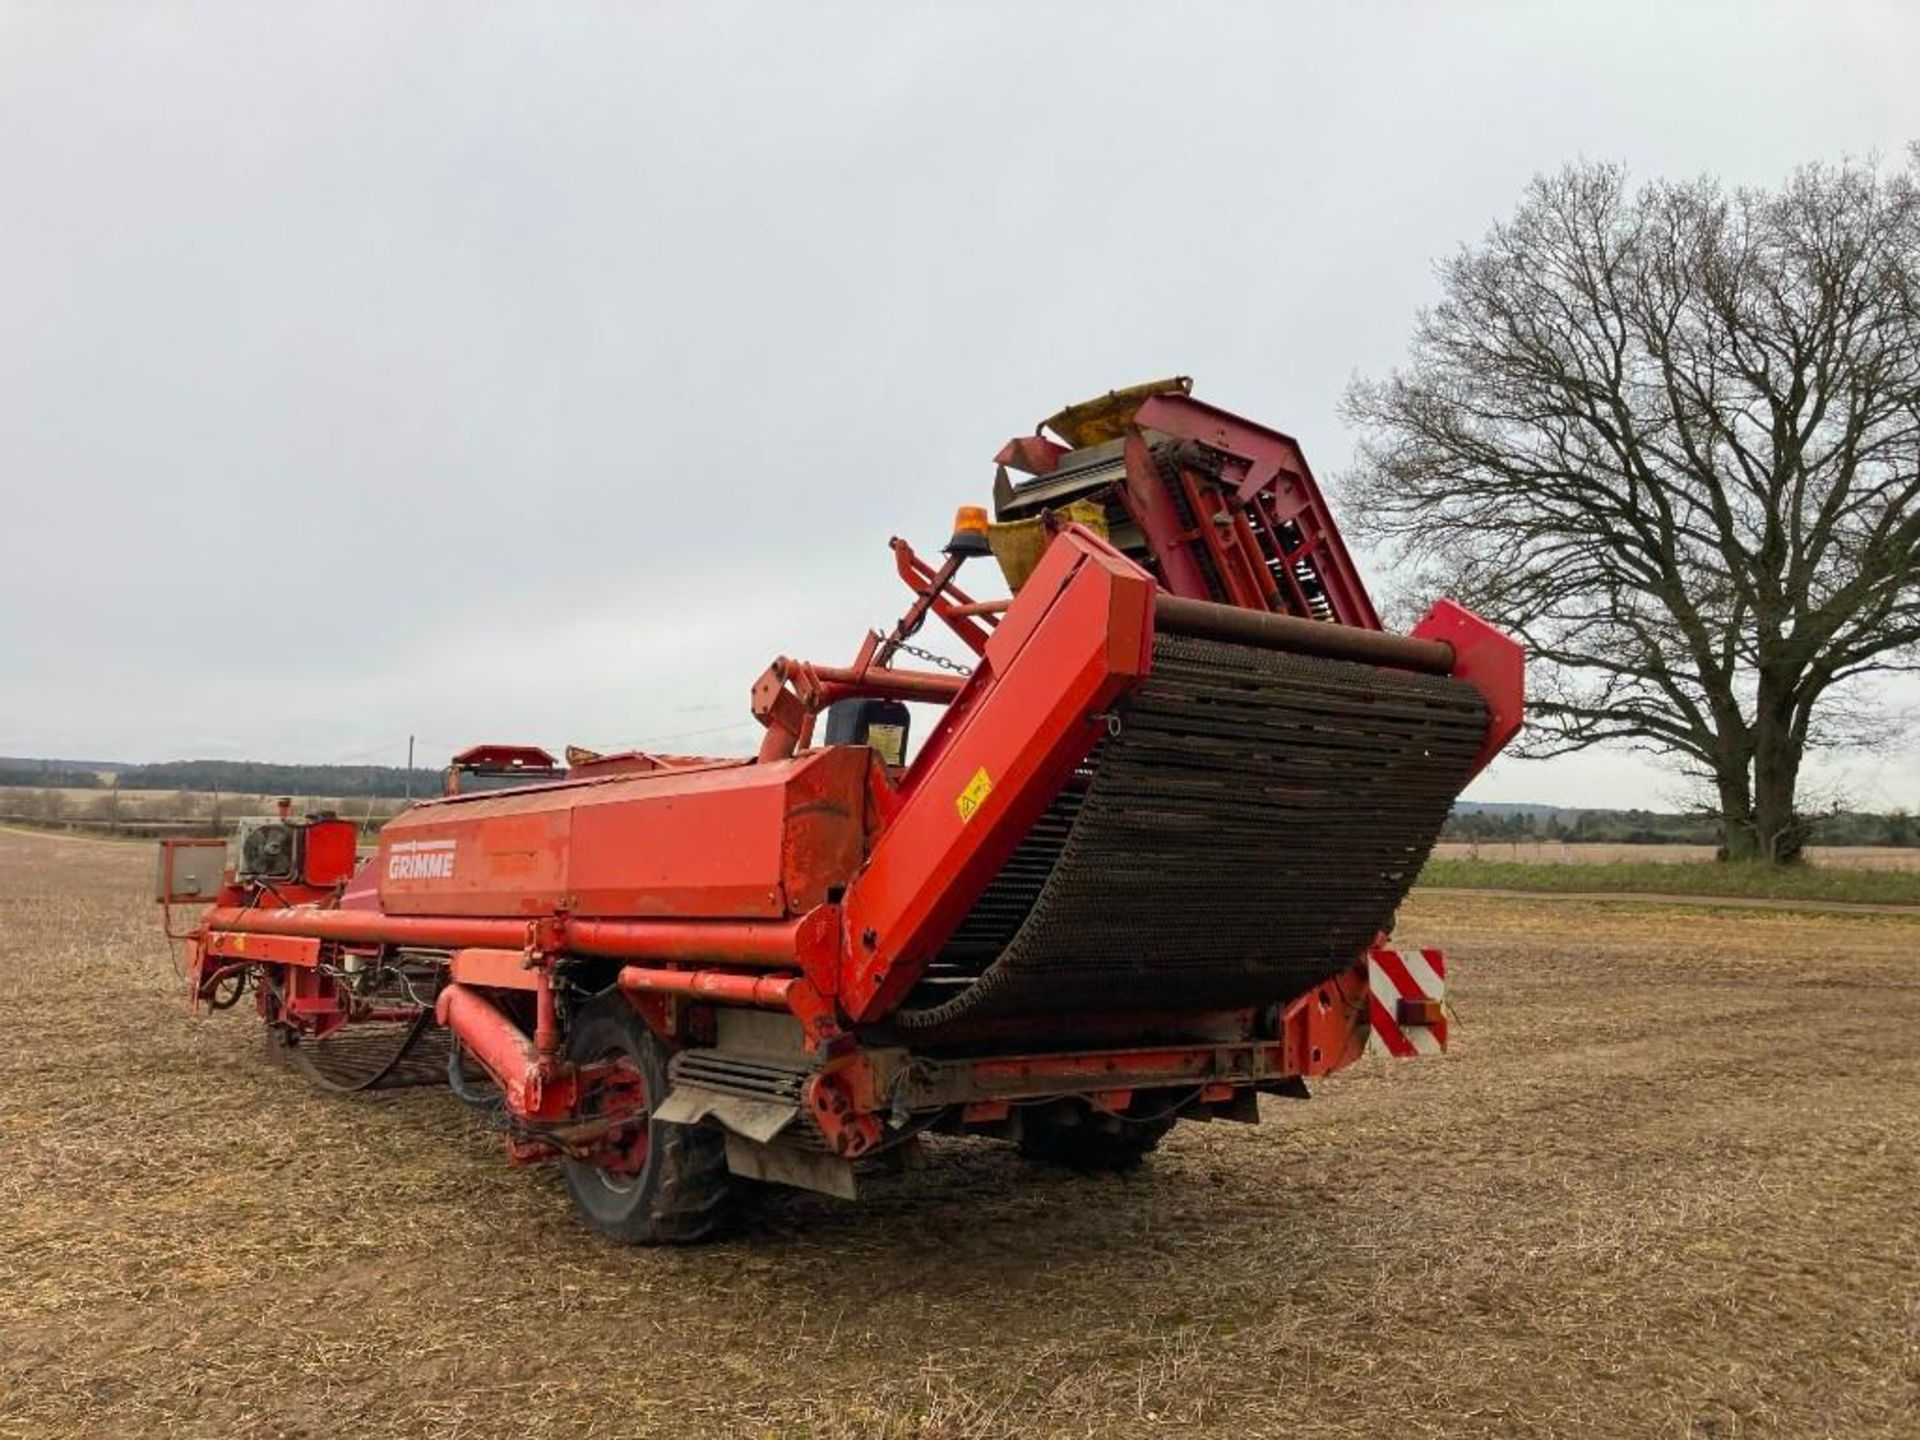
378,748 -> 870,920
837,527 -> 1155,1023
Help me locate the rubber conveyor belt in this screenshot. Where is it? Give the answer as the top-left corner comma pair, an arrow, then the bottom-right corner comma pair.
896,634 -> 1489,1030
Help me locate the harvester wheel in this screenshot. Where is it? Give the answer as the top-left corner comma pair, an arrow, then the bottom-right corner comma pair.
1017,1103 -> 1177,1172
562,993 -> 735,1245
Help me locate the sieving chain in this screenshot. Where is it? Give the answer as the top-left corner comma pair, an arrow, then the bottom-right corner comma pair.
895,635 -> 1490,1030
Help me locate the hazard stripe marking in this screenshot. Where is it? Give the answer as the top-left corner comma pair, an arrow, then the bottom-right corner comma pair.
1401,947 -> 1445,998
1368,994 -> 1418,1058
1368,946 -> 1448,1057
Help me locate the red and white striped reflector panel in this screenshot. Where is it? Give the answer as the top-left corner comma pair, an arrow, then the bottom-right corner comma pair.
1368,947 -> 1447,1057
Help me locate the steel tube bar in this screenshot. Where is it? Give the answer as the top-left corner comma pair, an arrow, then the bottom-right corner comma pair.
792,662 -> 967,702
877,549 -> 965,666
205,907 -> 530,949
1153,594 -> 1454,675
566,918 -> 804,967
204,908 -> 807,968
436,983 -> 541,1110
615,966 -> 797,1009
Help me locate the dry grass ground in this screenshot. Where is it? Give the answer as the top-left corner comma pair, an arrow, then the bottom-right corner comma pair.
2,828 -> 1916,1439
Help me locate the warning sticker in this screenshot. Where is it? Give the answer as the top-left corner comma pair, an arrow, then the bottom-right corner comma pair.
956,766 -> 993,822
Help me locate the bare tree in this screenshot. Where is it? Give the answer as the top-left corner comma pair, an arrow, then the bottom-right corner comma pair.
1345,154 -> 1920,861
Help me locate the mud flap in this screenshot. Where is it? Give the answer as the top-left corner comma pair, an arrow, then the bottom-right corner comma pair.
653,1086 -> 798,1145
723,1133 -> 858,1200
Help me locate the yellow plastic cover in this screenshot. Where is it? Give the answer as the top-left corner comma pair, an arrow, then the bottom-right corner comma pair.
1039,376 -> 1192,448
987,500 -> 1110,593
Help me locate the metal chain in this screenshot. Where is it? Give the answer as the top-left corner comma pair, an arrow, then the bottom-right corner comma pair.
883,634 -> 976,675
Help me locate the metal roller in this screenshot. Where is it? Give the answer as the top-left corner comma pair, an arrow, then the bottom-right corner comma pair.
1153,595 -> 1456,675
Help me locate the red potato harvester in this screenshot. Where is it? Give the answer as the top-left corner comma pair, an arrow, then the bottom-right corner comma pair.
157,379 -> 1522,1242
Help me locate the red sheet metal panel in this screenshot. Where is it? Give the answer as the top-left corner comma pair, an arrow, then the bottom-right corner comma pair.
569,746 -> 866,917
838,526 -> 1155,1023
567,766 -> 790,918
381,790 -> 573,917
1412,597 -> 1526,776
301,817 -> 361,888
376,750 -> 868,920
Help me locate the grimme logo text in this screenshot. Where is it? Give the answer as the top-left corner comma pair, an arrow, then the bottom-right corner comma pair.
387,839 -> 457,880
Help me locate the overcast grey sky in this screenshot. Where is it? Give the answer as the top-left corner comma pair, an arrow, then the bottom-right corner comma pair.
4,2 -> 1918,809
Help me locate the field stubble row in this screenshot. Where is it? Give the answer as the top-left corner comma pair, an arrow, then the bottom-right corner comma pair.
0,828 -> 1916,1437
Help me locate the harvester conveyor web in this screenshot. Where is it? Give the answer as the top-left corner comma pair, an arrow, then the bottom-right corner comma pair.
898,635 -> 1489,1029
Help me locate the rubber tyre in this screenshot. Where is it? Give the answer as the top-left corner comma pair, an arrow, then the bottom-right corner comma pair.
561,994 -> 734,1244
1017,1104 -> 1177,1172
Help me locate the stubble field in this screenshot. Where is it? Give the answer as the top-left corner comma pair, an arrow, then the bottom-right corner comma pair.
1,827 -> 1915,1438
1430,841 -> 1920,870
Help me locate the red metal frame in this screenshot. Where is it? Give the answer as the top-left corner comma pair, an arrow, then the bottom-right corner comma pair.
1412,598 -> 1527,776
887,539 -> 995,657
159,381 -> 1523,1217
617,966 -> 796,1009
445,744 -> 563,796
838,524 -> 1154,1020
1127,392 -> 1382,628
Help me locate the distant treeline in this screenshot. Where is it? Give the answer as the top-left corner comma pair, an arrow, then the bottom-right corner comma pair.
1445,806 -> 1917,848
4,752 -> 1914,846
0,764 -> 104,789
0,758 -> 444,799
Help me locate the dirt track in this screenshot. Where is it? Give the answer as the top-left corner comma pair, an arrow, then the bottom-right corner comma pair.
2,827 -> 1916,1438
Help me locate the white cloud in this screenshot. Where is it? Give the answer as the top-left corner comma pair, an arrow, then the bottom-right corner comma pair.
3,2 -> 1917,807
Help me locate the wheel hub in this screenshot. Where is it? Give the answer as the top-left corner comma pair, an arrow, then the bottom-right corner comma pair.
581,1055 -> 651,1177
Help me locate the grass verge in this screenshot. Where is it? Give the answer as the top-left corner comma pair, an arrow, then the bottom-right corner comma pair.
1418,856 -> 1920,905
